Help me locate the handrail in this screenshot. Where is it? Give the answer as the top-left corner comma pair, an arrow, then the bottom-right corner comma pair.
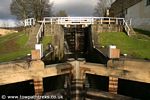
123,19 -> 130,36
36,20 -> 45,43
125,18 -> 132,26
41,17 -> 125,25
24,18 -> 35,27
27,17 -> 131,44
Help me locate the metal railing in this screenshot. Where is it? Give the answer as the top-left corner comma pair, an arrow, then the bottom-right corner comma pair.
42,17 -> 124,25
125,18 -> 132,26
43,17 -> 94,26
36,21 -> 44,43
42,17 -> 126,24
26,17 -> 132,44
93,17 -> 124,25
123,19 -> 131,36
24,18 -> 35,27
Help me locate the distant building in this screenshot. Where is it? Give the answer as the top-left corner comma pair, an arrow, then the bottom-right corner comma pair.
110,0 -> 150,31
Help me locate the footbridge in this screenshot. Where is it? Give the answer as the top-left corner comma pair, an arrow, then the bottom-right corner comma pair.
25,17 -> 132,44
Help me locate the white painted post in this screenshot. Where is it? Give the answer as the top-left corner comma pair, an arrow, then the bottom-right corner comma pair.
101,18 -> 102,24
25,19 -> 27,26
108,45 -> 116,58
30,19 -> 32,26
42,24 -> 44,34
34,18 -> 36,25
26,19 -> 28,26
50,18 -> 52,24
109,18 -> 110,24
28,19 -> 30,26
32,19 -> 35,26
24,19 -> 26,27
27,19 -> 29,26
40,27 -> 42,38
35,44 -> 43,58
123,19 -> 125,25
116,18 -> 118,25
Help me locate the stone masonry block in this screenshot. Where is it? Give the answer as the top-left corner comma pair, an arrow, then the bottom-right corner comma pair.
109,49 -> 120,59
31,50 -> 40,60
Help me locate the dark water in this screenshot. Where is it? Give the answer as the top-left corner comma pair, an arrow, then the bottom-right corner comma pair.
118,79 -> 150,100
43,75 -> 66,93
85,48 -> 108,64
0,80 -> 34,98
86,74 -> 109,91
86,74 -> 150,100
0,73 -> 150,100
0,76 -> 66,99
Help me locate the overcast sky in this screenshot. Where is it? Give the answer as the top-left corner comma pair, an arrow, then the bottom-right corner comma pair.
0,0 -> 16,19
0,0 -> 99,26
0,0 -> 98,19
51,0 -> 97,16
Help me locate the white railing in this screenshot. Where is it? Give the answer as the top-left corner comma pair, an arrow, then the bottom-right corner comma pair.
40,17 -> 127,26
93,17 -> 124,25
115,18 -> 124,25
39,17 -> 131,35
35,17 -> 131,43
24,18 -> 35,27
36,21 -> 44,43
123,19 -> 131,36
58,17 -> 94,25
125,18 -> 132,26
43,17 -> 94,25
24,17 -> 132,48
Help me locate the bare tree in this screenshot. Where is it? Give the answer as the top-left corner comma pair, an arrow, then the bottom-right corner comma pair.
94,0 -> 114,17
15,20 -> 23,27
10,0 -> 28,20
55,10 -> 68,17
10,0 -> 53,20
3,21 -> 9,28
30,0 -> 54,20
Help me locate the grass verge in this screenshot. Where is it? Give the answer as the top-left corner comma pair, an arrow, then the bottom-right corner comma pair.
0,32 -> 31,62
99,32 -> 150,59
41,36 -> 52,50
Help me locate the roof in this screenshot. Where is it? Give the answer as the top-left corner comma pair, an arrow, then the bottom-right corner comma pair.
110,0 -> 142,16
